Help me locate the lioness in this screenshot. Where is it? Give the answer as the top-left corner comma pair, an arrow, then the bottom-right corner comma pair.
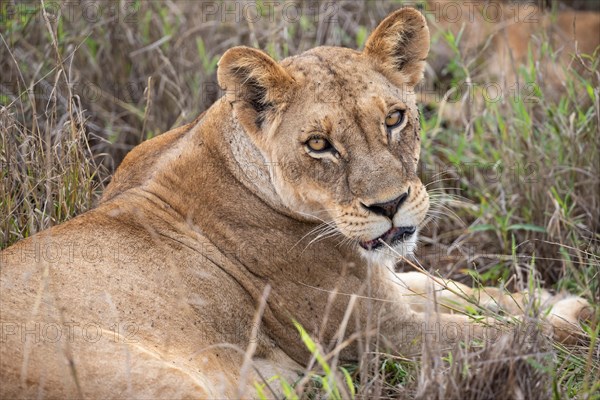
423,1 -> 600,122
0,8 -> 592,398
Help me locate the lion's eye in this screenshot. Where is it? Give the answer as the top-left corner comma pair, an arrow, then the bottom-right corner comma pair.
306,136 -> 331,152
385,110 -> 405,128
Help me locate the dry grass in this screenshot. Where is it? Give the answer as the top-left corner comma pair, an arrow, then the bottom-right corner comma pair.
1,0 -> 599,398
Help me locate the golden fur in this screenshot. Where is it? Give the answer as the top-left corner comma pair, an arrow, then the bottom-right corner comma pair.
424,2 -> 600,120
428,1 -> 600,77
0,8 -> 592,398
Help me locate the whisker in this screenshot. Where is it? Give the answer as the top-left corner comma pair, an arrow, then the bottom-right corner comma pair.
425,177 -> 460,188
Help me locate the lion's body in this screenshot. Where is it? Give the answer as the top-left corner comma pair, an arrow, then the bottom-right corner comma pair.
0,76 -> 418,398
0,106 -> 352,397
429,2 -> 600,79
1,206 -> 250,398
425,3 -> 600,119
0,8 -> 591,399
100,119 -> 193,203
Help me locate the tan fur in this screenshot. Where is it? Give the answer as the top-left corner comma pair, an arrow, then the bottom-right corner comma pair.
424,2 -> 600,120
428,2 -> 600,78
0,8 -> 592,398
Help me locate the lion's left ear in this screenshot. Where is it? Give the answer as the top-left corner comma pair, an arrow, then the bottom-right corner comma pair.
217,46 -> 295,134
363,8 -> 430,86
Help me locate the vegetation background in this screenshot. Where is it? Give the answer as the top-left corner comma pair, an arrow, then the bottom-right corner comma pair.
1,0 -> 598,398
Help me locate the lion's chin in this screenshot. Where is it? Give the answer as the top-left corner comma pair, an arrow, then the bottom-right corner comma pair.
357,232 -> 418,268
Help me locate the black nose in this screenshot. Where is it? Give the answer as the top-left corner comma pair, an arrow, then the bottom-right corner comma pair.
362,190 -> 409,220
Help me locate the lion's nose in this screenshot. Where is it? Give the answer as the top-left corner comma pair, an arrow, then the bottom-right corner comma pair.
362,189 -> 409,220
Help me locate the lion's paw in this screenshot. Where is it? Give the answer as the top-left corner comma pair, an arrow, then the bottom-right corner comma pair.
546,296 -> 595,345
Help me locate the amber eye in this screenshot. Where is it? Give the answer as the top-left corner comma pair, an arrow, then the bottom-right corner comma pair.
385,110 -> 405,128
306,136 -> 331,152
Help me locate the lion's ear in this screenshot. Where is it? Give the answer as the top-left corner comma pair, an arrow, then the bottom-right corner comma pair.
217,46 -> 295,132
363,8 -> 430,86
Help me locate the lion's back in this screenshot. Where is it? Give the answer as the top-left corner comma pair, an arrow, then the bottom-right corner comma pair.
101,112 -> 206,203
0,202 -> 255,398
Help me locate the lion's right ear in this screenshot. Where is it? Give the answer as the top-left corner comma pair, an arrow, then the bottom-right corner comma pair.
217,47 -> 295,133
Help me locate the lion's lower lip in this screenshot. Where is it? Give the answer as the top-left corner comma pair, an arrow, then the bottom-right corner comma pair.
359,226 -> 416,251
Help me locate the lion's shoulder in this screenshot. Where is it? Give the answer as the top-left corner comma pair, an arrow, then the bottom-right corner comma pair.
101,112 -> 207,202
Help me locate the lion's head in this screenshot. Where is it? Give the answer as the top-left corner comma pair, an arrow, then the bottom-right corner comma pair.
217,8 -> 430,265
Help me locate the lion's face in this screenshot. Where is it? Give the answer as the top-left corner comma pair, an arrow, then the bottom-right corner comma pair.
218,9 -> 430,263
270,48 -> 429,260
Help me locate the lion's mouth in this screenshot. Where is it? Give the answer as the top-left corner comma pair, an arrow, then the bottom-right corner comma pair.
359,226 -> 416,251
